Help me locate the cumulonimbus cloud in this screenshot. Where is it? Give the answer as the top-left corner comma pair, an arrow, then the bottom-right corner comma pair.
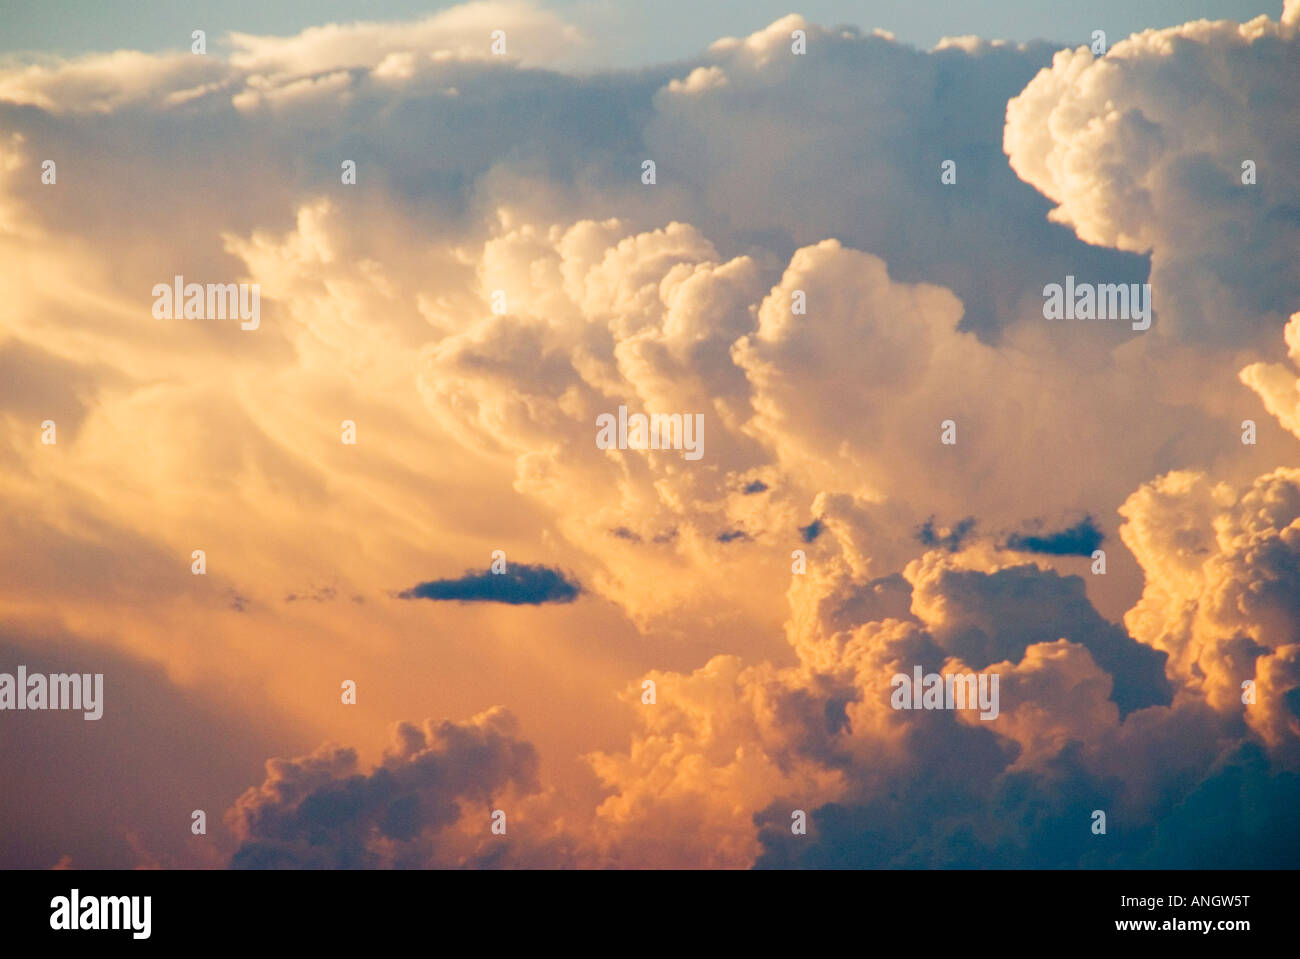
1,2 -> 1298,870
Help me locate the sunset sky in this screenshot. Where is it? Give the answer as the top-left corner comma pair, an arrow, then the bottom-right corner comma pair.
2,0 -> 1299,869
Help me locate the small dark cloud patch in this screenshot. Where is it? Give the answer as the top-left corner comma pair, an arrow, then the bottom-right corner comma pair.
285,586 -> 337,603
717,529 -> 751,543
917,516 -> 976,552
612,527 -> 680,545
398,564 -> 580,605
1003,517 -> 1103,556
800,519 -> 824,543
227,591 -> 249,613
743,480 -> 769,495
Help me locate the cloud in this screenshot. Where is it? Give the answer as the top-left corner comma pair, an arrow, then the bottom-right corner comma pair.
1120,466 -> 1300,765
585,421 -> 1300,867
584,530 -> 1183,866
0,4 -> 1247,631
647,16 -> 1147,342
398,564 -> 580,605
584,654 -> 847,868
1004,8 -> 1300,346
227,1 -> 586,75
0,1 -> 586,116
1002,516 -> 1103,555
0,50 -> 220,112
1142,742 -> 1300,867
229,707 -> 549,868
1241,311 -> 1300,438
2,2 -> 1299,870
917,516 -> 977,552
907,552 -> 1171,714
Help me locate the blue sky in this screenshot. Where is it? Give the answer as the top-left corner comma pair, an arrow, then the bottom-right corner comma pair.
0,0 -> 1278,65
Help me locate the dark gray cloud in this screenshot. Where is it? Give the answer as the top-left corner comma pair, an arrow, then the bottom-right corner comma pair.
398,563 -> 580,605
826,572 -> 918,630
1003,516 -> 1103,556
799,519 -> 824,543
1141,742 -> 1300,867
916,563 -> 1170,714
229,709 -> 541,869
916,515 -> 976,552
754,738 -> 1300,869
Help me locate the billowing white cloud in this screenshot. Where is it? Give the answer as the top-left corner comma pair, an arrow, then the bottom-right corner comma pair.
1241,311 -> 1300,437
1121,466 -> 1300,764
228,0 -> 586,75
1004,8 -> 1300,345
